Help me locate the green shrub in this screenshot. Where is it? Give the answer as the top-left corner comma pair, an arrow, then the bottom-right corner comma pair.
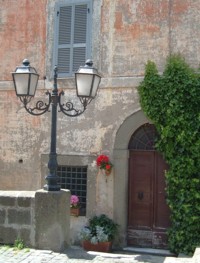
139,54 -> 200,255
89,214 -> 119,242
80,214 -> 119,244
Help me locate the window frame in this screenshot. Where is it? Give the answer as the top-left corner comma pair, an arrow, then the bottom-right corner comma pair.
53,0 -> 92,78
41,154 -> 97,218
57,165 -> 88,215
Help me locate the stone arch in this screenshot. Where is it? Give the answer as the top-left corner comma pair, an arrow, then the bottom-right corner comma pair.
113,109 -> 150,246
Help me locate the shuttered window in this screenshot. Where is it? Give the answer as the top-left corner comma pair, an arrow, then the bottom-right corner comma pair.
54,0 -> 92,77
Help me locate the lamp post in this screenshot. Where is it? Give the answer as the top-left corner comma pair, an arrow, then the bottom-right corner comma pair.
12,59 -> 101,191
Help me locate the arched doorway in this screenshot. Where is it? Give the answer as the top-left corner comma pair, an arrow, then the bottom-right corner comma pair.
127,123 -> 170,248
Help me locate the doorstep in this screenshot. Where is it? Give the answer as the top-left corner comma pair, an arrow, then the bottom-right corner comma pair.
123,247 -> 175,257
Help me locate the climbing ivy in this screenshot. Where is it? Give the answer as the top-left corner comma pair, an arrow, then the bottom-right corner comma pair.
138,54 -> 200,255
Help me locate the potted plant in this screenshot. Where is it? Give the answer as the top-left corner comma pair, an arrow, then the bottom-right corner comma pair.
80,214 -> 119,252
96,155 -> 113,175
70,195 -> 80,216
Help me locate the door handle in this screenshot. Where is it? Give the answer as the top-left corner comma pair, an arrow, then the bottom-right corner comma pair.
138,192 -> 144,200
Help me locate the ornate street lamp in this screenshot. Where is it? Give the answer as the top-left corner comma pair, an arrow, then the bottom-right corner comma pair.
12,59 -> 101,191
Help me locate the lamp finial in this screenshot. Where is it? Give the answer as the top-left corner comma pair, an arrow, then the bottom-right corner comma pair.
85,59 -> 93,67
22,59 -> 30,67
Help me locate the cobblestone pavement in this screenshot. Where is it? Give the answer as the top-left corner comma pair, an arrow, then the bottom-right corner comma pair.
0,245 -> 167,263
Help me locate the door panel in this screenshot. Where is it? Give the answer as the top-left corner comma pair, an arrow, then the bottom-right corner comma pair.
129,152 -> 153,229
128,150 -> 170,248
154,152 -> 171,230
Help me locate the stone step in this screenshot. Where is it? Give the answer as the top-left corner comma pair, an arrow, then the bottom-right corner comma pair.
123,247 -> 175,257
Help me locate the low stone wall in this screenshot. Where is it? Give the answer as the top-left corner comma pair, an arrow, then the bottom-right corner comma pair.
0,191 -> 35,247
0,190 -> 70,252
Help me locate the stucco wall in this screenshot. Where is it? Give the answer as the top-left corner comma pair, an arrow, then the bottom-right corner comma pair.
0,0 -> 47,81
101,0 -> 200,76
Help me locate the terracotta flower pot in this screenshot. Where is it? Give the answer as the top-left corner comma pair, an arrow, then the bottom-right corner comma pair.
82,240 -> 112,252
105,170 -> 111,176
70,207 -> 80,216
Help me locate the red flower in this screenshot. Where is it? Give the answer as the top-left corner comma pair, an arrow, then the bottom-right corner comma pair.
96,155 -> 109,167
96,154 -> 113,174
105,164 -> 111,171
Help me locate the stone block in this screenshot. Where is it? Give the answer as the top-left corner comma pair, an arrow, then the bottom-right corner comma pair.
0,226 -> 18,244
8,209 -> 31,225
0,196 -> 15,207
19,228 -> 32,247
17,197 -> 32,208
0,209 -> 6,224
35,189 -> 70,252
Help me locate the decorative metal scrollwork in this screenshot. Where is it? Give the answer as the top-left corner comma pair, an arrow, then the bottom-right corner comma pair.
20,91 -> 51,116
19,90 -> 91,117
58,91 -> 87,117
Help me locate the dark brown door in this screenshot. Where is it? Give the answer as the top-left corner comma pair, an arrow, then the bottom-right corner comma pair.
128,150 -> 170,248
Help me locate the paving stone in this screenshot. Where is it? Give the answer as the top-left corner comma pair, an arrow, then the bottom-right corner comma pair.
0,245 -> 172,263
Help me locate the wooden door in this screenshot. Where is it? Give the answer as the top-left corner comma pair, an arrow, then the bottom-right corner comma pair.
128,150 -> 170,248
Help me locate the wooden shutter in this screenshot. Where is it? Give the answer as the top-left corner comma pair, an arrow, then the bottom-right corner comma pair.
55,1 -> 91,77
73,4 -> 88,72
57,6 -> 72,74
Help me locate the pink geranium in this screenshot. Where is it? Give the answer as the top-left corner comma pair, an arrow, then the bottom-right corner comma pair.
70,195 -> 79,208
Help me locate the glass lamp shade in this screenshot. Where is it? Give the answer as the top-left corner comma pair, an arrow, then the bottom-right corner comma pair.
12,59 -> 39,97
75,60 -> 101,99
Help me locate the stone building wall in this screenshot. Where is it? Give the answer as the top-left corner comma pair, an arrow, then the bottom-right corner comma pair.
0,0 -> 200,244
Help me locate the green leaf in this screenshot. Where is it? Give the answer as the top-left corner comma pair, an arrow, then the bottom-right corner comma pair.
138,54 -> 200,255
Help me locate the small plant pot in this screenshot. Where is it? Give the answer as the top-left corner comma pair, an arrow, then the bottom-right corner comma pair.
105,170 -> 111,176
70,208 -> 80,217
82,240 -> 112,252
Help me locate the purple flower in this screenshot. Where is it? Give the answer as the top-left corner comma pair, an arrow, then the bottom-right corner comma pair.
70,195 -> 79,208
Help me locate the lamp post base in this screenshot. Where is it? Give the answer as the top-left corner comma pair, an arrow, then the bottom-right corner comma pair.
43,174 -> 61,191
43,184 -> 61,191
